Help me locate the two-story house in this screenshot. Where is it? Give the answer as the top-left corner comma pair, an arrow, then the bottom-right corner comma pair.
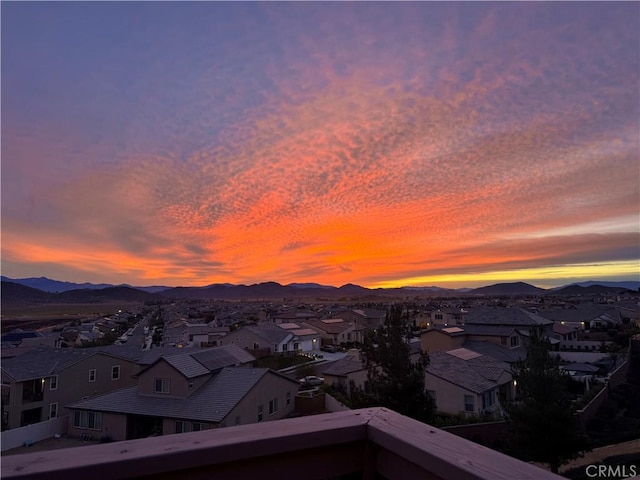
429,308 -> 468,328
1,346 -> 141,430
66,345 -> 299,441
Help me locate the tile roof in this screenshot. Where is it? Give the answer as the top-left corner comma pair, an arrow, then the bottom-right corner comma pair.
321,357 -> 365,377
465,308 -> 552,326
426,350 -> 511,394
303,319 -> 353,334
67,368 -> 279,423
462,340 -> 525,363
537,306 -> 622,323
1,346 -> 134,381
244,324 -> 292,344
163,354 -> 211,379
189,344 -> 256,371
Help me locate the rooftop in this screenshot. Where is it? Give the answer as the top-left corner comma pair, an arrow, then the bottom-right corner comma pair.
1,407 -> 564,480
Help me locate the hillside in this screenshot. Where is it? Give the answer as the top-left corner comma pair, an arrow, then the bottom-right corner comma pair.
549,284 -> 634,296
1,281 -> 157,305
468,282 -> 547,295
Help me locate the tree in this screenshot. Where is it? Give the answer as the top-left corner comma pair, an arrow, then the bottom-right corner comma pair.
356,305 -> 435,423
504,327 -> 589,473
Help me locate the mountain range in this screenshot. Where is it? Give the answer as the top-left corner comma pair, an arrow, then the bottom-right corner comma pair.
1,276 -> 637,305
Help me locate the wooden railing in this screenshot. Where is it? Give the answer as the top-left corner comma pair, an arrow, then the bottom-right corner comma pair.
2,407 -> 565,480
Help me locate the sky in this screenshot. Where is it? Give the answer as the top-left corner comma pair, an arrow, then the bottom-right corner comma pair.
2,2 -> 639,290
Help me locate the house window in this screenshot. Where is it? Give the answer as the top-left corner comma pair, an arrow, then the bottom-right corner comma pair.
282,343 -> 288,352
73,411 -> 102,430
435,314 -> 443,320
258,405 -> 263,422
49,376 -> 58,391
154,378 -> 170,394
49,403 -> 58,419
88,369 -> 96,382
273,344 -> 278,352
427,390 -> 437,403
464,395 -> 475,413
293,342 -> 299,351
347,333 -> 352,341
111,365 -> 120,381
235,415 -> 241,426
286,392 -> 291,406
188,380 -> 194,390
482,390 -> 495,410
510,336 -> 520,348
269,398 -> 278,415
175,421 -> 209,433
253,342 -> 259,350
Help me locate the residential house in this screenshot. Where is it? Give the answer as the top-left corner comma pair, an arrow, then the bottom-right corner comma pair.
321,350 -> 367,395
429,308 -> 468,328
1,346 -> 141,430
183,323 -> 211,347
75,330 -> 104,346
421,307 -> 561,356
271,308 -> 319,324
276,323 -> 321,353
537,305 -> 623,330
424,348 -> 513,417
220,323 -> 295,356
322,308 -> 386,329
465,307 -> 555,336
66,346 -> 299,441
554,322 -> 580,342
301,319 -> 365,346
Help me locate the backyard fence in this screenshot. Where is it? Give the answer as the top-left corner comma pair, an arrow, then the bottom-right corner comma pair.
1,415 -> 68,452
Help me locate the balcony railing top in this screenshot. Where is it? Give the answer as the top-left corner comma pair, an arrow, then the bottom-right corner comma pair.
2,407 -> 565,480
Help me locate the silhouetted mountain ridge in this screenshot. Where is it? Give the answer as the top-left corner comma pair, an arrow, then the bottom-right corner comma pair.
2,276 -> 637,304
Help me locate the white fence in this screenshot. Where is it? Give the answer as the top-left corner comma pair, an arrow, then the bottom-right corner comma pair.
325,393 -> 351,412
1,415 -> 68,451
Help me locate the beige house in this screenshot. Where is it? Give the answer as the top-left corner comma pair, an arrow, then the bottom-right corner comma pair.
420,325 -> 528,355
321,350 -> 367,396
67,348 -> 299,441
424,349 -> 513,417
302,319 -> 365,346
429,308 -> 468,328
220,323 -> 294,355
1,347 -> 140,431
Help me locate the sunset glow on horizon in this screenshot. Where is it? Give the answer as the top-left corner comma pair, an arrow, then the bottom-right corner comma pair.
2,2 -> 639,289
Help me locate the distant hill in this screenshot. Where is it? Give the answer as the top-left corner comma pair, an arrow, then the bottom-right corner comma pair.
1,281 -> 158,305
0,276 -> 116,293
286,283 -> 333,289
56,286 -> 159,303
1,276 -> 172,294
0,281 -> 53,304
468,282 -> 547,295
557,280 -> 640,291
548,284 -> 634,296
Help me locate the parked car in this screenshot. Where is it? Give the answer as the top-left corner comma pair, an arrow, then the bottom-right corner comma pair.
321,345 -> 337,353
298,375 -> 325,386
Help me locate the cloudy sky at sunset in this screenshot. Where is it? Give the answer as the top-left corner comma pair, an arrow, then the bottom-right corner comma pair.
2,2 -> 639,289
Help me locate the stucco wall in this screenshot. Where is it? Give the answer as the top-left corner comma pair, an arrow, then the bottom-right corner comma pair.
137,360 -> 189,397
223,372 -> 298,427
